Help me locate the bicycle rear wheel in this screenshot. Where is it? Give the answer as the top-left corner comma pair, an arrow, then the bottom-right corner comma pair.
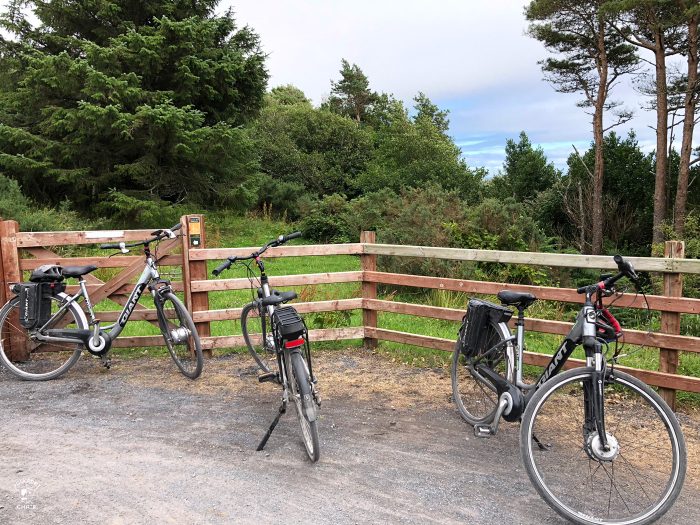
521,367 -> 686,525
241,302 -> 273,374
451,320 -> 513,425
156,292 -> 203,379
0,295 -> 84,380
287,349 -> 320,462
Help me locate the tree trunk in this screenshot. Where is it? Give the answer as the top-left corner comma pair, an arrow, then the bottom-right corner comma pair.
652,40 -> 669,244
591,108 -> 605,255
591,20 -> 607,256
674,14 -> 699,236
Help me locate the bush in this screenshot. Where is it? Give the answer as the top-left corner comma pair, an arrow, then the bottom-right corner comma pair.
0,173 -> 88,231
96,189 -> 190,229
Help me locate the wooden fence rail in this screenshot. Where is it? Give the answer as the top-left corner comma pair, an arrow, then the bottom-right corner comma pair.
0,218 -> 698,408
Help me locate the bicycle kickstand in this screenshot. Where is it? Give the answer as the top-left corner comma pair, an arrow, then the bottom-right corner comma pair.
99,354 -> 111,370
256,400 -> 287,452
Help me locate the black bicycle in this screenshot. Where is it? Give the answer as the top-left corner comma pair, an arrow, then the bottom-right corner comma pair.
212,232 -> 321,462
0,224 -> 203,380
451,255 -> 686,525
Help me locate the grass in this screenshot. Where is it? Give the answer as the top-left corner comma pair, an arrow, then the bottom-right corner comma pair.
32,212 -> 700,406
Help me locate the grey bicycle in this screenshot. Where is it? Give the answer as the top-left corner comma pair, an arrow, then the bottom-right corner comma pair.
0,224 -> 203,380
452,255 -> 686,525
212,232 -> 321,462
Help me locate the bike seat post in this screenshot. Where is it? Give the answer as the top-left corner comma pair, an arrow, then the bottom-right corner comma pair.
515,305 -> 527,386
77,277 -> 98,324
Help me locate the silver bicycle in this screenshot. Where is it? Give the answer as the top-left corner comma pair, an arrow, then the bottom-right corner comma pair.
0,224 -> 203,380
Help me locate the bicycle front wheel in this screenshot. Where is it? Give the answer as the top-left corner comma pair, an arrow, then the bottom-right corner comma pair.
156,292 -> 203,379
241,302 -> 273,374
451,320 -> 513,425
520,367 -> 686,525
0,295 -> 84,380
287,350 -> 320,462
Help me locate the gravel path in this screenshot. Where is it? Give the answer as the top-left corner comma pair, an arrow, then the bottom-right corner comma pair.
0,351 -> 697,524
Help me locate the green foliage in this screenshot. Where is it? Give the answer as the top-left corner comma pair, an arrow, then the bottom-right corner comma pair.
488,131 -> 561,202
565,131 -> 655,252
323,59 -> 378,123
354,97 -> 484,201
253,96 -> 374,199
95,189 -> 189,228
0,173 -> 87,230
0,1 -> 267,213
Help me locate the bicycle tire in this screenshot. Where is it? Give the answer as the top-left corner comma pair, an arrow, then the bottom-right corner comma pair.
241,302 -> 273,374
0,295 -> 85,381
156,292 -> 203,379
451,320 -> 514,425
287,350 -> 320,462
520,367 -> 686,525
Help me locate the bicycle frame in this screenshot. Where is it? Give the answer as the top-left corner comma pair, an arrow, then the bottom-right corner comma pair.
473,293 -> 608,443
33,252 -> 164,348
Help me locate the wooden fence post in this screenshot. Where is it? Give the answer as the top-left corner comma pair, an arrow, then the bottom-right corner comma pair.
180,214 -> 212,357
360,230 -> 377,349
0,220 -> 27,361
659,240 -> 684,410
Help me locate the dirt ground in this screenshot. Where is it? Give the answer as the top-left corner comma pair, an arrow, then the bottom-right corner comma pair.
0,350 -> 698,525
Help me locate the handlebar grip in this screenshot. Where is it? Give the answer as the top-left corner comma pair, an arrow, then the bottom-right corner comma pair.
576,286 -> 588,294
100,243 -> 121,250
613,254 -> 639,281
282,231 -> 302,242
171,223 -> 182,231
212,258 -> 234,276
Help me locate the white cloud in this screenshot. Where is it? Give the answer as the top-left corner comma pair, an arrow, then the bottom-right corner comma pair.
224,0 -> 543,102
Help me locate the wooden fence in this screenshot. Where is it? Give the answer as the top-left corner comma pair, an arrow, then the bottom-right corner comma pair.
1,216 -> 699,408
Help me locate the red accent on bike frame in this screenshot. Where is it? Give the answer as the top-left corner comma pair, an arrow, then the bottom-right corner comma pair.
600,307 -> 622,335
284,338 -> 305,349
598,281 -> 606,289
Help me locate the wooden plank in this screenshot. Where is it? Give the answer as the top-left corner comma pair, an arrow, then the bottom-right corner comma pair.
86,237 -> 180,306
364,299 -> 700,353
0,220 -> 26,360
659,241 -> 684,409
364,271 -> 700,314
192,271 -> 363,292
181,215 -> 211,357
521,351 -> 700,393
199,327 -> 365,350
192,298 -> 363,322
360,231 -> 378,349
64,282 -> 184,295
17,229 -> 157,248
189,243 -> 363,261
363,244 -> 700,274
20,254 -> 181,270
366,328 -> 700,393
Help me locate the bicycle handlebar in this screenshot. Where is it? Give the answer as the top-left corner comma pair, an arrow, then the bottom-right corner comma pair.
99,223 -> 182,250
211,231 -> 302,276
576,254 -> 639,295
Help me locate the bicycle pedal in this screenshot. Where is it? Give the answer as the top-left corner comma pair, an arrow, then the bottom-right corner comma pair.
474,424 -> 494,438
258,372 -> 278,383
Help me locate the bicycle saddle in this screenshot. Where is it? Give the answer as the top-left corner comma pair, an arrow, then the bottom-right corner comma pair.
62,265 -> 99,278
260,290 -> 297,306
497,290 -> 537,308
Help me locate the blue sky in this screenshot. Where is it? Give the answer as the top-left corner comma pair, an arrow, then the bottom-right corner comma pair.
224,1 -> 670,173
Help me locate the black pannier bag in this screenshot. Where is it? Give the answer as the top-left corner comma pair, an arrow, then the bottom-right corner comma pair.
14,280 -> 66,330
272,306 -> 306,342
457,299 -> 512,358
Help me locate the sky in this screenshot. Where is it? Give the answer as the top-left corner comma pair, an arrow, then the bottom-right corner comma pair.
222,0 -> 673,174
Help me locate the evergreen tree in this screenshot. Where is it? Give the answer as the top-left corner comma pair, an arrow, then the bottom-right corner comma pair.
490,131 -> 560,202
324,59 -> 378,123
0,0 -> 267,212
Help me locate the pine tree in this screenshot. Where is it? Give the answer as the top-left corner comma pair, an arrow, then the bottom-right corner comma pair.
0,0 -> 268,211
